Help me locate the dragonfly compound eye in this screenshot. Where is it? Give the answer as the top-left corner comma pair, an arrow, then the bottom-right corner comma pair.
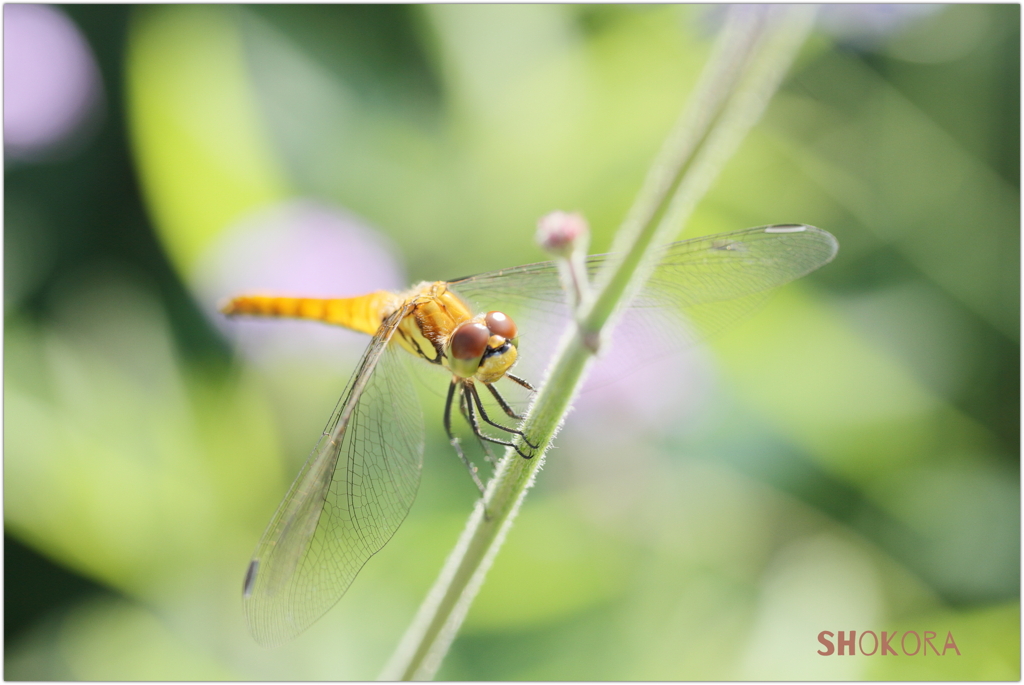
485,311 -> 518,342
447,321 -> 490,378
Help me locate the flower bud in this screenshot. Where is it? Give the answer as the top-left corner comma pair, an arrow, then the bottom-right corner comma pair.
536,211 -> 589,258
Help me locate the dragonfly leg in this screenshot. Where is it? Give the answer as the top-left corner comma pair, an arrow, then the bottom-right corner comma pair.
505,372 -> 536,392
466,383 -> 536,459
460,387 -> 498,465
487,378 -> 539,450
485,381 -> 523,420
478,383 -> 538,450
444,379 -> 486,495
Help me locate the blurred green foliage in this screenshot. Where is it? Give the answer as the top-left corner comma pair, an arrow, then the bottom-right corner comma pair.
5,4 -> 1018,680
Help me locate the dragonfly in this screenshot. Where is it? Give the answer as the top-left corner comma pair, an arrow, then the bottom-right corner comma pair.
225,223 -> 838,646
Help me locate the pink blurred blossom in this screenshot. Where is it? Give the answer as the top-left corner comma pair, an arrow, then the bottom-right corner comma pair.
193,199 -> 405,368
4,4 -> 103,161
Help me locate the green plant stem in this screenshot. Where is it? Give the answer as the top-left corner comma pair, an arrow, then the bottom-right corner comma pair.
380,6 -> 817,681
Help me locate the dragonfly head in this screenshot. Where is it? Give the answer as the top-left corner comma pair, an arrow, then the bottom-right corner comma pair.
446,311 -> 519,383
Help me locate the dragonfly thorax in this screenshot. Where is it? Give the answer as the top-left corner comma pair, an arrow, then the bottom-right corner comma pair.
393,282 -> 473,364
390,283 -> 520,383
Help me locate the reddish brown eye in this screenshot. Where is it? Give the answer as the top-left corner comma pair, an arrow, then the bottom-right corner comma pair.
450,322 -> 490,361
485,311 -> 517,340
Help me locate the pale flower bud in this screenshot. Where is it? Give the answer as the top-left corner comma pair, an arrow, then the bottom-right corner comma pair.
535,211 -> 589,258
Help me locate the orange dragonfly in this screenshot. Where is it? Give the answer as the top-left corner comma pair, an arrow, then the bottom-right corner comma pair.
225,223 -> 838,645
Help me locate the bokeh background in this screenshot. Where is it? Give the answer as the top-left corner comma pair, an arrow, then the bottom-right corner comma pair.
4,4 -> 1018,680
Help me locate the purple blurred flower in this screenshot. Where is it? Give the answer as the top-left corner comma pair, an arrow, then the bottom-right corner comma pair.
817,4 -> 943,48
193,199 -> 405,368
569,319 -> 717,442
4,4 -> 104,161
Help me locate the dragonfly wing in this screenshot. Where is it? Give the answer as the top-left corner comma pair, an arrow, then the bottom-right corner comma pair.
627,224 -> 839,348
242,306 -> 424,646
449,224 -> 837,366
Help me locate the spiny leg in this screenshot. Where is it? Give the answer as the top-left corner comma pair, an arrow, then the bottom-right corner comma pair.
484,381 -> 523,420
462,384 -> 524,456
480,383 -> 538,450
506,372 -> 536,392
489,374 -> 539,451
444,378 -> 486,494
460,385 -> 498,465
466,383 -> 536,459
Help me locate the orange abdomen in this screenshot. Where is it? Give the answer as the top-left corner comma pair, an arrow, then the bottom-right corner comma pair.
222,291 -> 399,336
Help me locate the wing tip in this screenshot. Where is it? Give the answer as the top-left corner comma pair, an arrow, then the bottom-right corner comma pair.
764,224 -> 839,262
764,224 -> 809,234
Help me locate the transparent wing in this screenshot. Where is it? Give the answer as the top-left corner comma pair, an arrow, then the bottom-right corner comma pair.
627,224 -> 839,349
242,306 -> 424,646
449,225 -> 838,382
